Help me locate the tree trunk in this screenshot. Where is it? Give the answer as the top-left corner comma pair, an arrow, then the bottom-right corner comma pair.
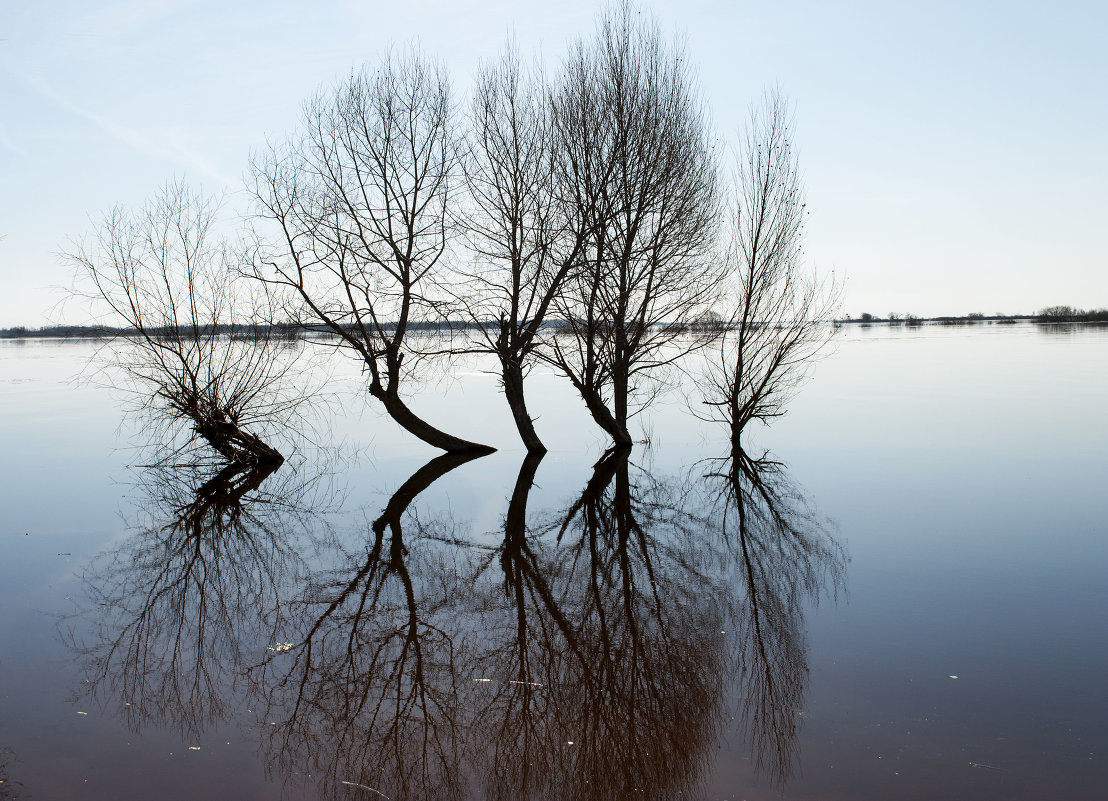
371,384 -> 496,454
194,414 -> 284,467
612,365 -> 632,448
572,383 -> 633,449
502,358 -> 547,454
505,450 -> 545,540
373,450 -> 491,538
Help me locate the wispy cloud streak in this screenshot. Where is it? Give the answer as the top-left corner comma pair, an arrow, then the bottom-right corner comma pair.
21,71 -> 236,187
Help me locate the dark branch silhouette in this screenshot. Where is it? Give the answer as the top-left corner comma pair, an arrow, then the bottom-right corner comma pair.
464,449 -> 729,801
701,443 -> 847,785
69,456 -> 322,739
700,91 -> 839,442
452,43 -> 592,453
252,451 -> 488,801
249,49 -> 493,454
543,2 -> 722,448
66,181 -> 300,465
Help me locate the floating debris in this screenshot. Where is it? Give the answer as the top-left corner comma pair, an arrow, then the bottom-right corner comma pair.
473,678 -> 493,683
969,761 -> 1003,771
267,642 -> 293,653
949,675 -> 959,679
188,746 -> 201,751
340,780 -> 389,798
76,711 -> 88,716
509,680 -> 543,687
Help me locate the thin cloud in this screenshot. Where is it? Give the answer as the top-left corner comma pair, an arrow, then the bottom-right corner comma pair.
0,128 -> 23,156
22,72 -> 236,187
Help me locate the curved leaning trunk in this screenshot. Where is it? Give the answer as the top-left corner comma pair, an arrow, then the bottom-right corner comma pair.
583,392 -> 634,448
565,375 -> 634,449
194,415 -> 284,467
370,384 -> 496,454
502,359 -> 547,454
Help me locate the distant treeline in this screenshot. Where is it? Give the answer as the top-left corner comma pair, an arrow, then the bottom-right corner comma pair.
1032,306 -> 1108,323
5,309 -> 1106,339
838,307 -> 1108,326
840,313 -> 1028,326
0,320 -> 554,340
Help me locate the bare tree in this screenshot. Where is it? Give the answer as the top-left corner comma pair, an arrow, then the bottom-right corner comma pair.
455,44 -> 591,453
701,91 -> 839,446
66,181 -> 299,465
544,2 -> 721,448
250,49 -> 492,454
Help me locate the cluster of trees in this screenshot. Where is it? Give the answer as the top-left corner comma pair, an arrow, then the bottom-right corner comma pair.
69,2 -> 836,462
1036,306 -> 1108,322
847,312 -> 1032,325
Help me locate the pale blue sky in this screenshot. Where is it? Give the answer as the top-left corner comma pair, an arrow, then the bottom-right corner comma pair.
1,0 -> 1105,326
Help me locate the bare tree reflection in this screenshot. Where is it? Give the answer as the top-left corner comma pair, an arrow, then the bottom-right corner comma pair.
253,452 -> 487,801
0,747 -> 20,800
702,444 -> 847,786
465,450 -> 730,801
70,456 -> 323,739
238,443 -> 843,799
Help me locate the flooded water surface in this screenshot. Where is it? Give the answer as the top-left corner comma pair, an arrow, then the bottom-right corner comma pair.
0,323 -> 1105,800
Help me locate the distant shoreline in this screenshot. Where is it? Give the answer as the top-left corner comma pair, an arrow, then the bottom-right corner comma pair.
838,307 -> 1108,327
2,310 -> 1106,339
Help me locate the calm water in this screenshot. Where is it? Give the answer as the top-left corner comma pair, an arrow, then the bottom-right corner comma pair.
0,323 -> 1105,800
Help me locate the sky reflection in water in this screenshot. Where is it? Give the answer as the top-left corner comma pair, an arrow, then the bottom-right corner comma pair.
0,323 -> 1105,800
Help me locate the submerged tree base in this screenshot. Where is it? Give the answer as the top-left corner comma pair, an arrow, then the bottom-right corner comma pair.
194,414 -> 284,467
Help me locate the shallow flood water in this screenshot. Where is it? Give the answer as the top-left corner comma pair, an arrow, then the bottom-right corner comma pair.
0,323 -> 1105,800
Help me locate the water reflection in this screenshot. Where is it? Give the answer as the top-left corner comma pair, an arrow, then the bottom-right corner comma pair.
702,445 -> 847,785
71,443 -> 844,798
71,456 -> 323,738
466,448 -> 729,800
250,452 -> 487,799
0,747 -> 19,800
1034,321 -> 1108,335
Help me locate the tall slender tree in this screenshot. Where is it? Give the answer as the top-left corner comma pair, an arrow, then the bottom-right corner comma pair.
700,91 -> 839,446
544,2 -> 721,448
455,44 -> 592,453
